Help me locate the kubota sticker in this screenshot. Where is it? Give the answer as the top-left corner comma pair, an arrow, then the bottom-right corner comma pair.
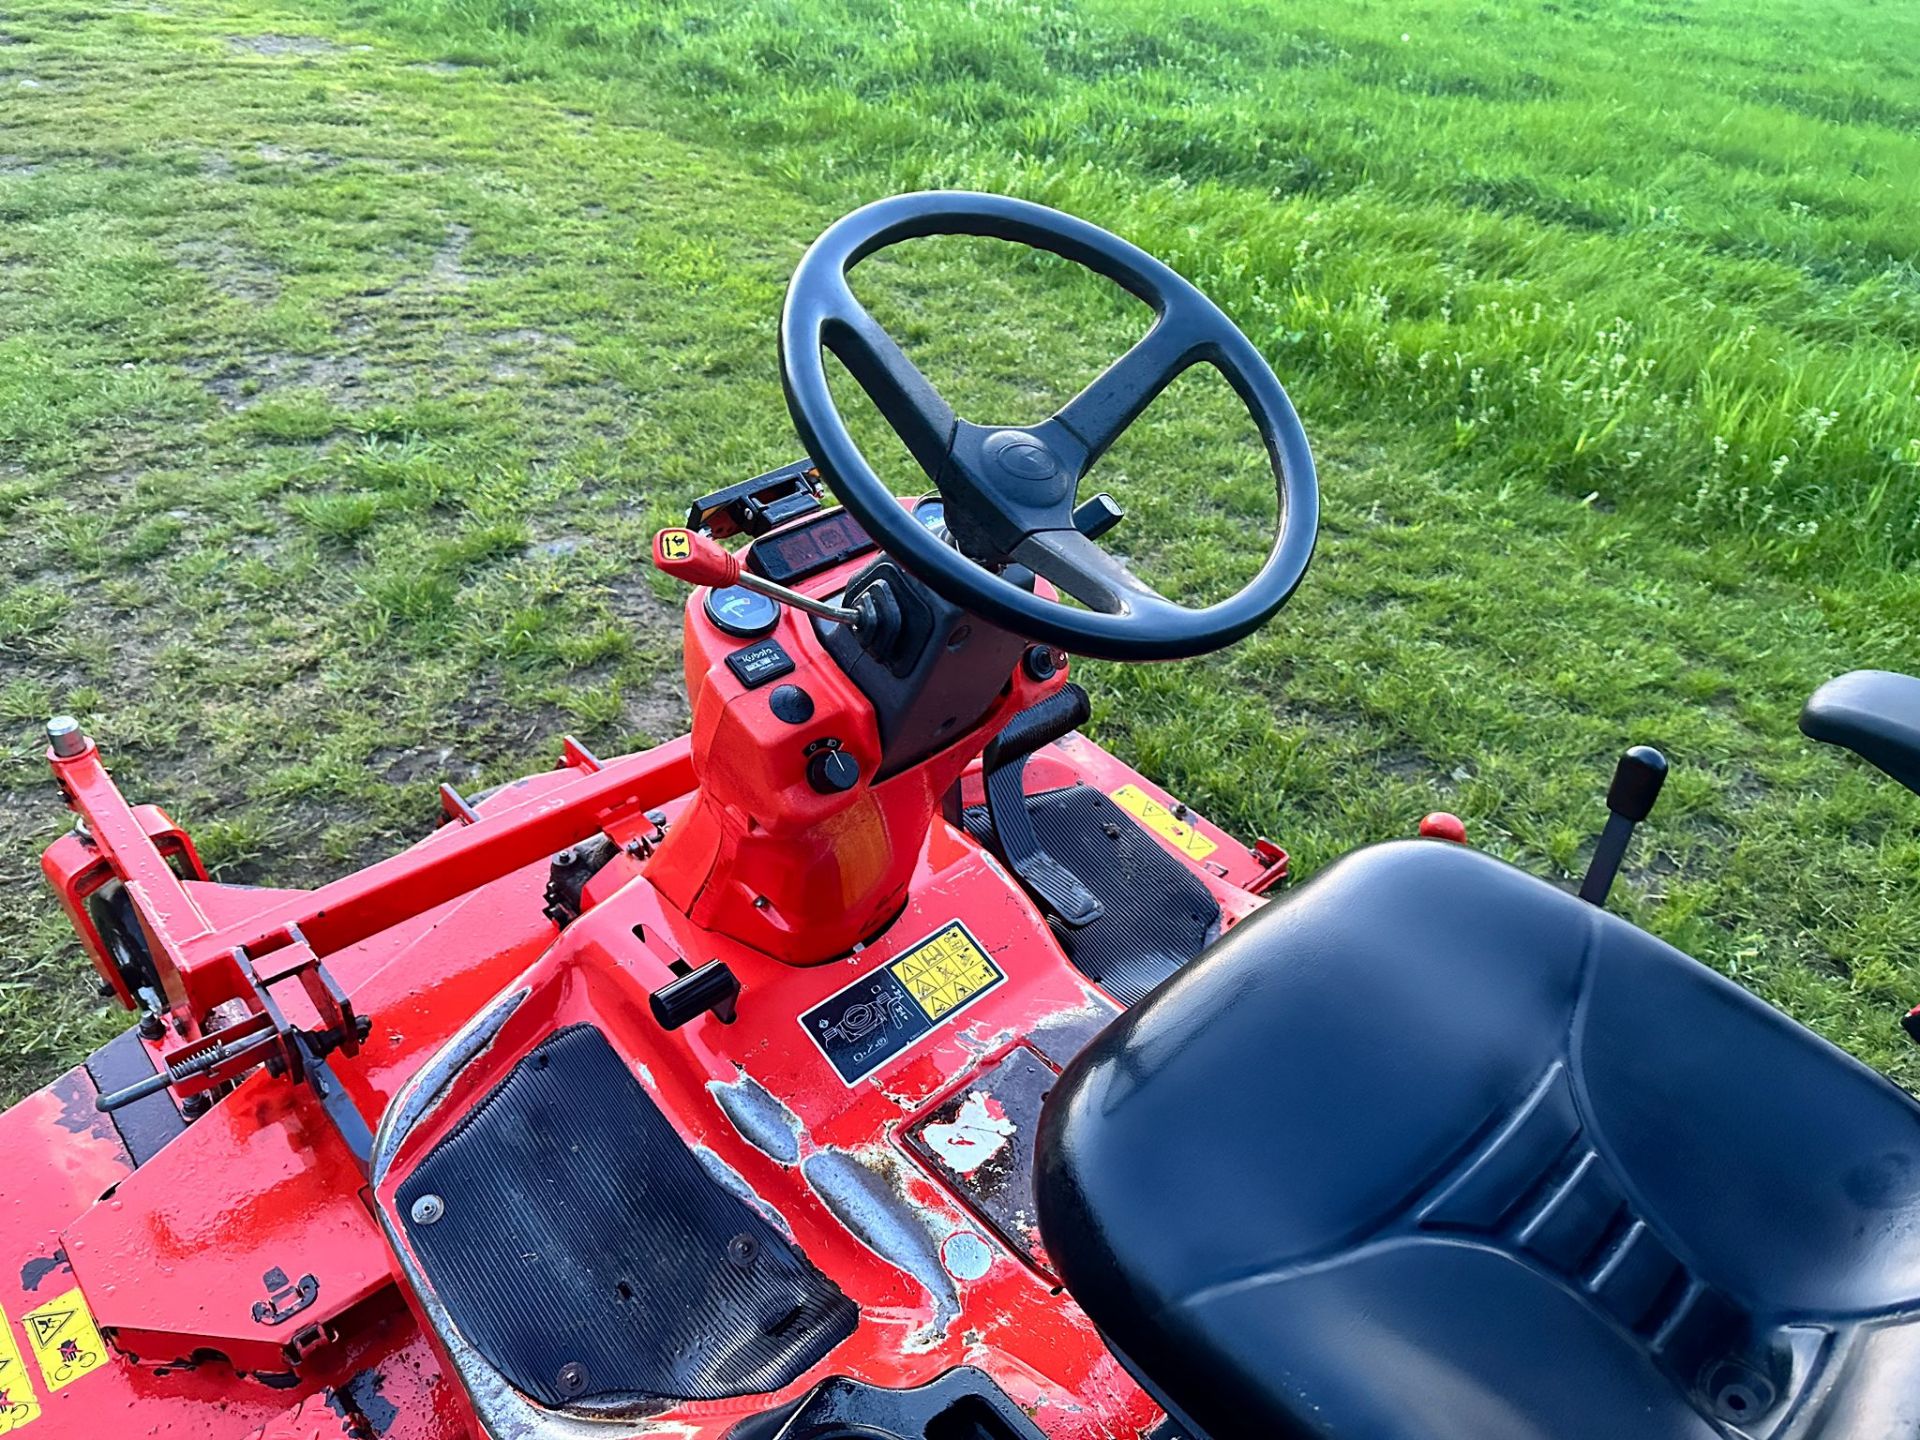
1110,783 -> 1218,861
21,1289 -> 107,1394
0,1303 -> 42,1432
801,921 -> 1005,1085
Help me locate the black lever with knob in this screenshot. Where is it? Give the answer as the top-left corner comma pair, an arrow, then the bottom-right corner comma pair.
1578,745 -> 1668,908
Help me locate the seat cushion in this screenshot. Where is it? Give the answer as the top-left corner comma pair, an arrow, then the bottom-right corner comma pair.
1034,840 -> 1920,1440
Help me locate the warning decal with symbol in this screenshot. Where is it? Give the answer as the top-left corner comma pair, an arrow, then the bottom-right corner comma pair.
888,924 -> 1002,1020
0,1302 -> 42,1433
801,921 -> 1005,1085
1108,783 -> 1218,861
21,1289 -> 107,1395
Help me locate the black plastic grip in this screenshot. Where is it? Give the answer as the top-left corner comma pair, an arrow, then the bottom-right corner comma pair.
983,682 -> 1090,772
1606,745 -> 1669,822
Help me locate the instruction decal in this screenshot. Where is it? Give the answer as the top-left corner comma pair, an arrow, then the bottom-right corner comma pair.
802,921 -> 1005,1085
21,1289 -> 107,1394
0,1303 -> 42,1432
1110,783 -> 1218,861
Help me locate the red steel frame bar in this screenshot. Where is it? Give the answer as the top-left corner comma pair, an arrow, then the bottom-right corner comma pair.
47,728 -> 697,1029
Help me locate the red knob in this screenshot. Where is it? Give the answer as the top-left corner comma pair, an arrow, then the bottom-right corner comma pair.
1419,812 -> 1468,844
652,528 -> 741,589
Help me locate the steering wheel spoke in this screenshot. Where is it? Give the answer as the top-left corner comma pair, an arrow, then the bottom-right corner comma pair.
820,283 -> 958,484
1010,526 -> 1168,618
1048,310 -> 1209,478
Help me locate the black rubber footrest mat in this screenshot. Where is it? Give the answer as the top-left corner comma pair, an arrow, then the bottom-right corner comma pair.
396,1024 -> 856,1409
968,786 -> 1222,1007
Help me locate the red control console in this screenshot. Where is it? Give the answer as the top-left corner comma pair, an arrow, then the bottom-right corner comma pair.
646,504 -> 1065,964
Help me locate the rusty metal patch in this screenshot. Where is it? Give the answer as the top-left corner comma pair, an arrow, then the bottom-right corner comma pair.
904,1045 -> 1058,1277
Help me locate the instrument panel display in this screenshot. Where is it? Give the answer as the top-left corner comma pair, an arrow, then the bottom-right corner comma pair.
747,510 -> 876,585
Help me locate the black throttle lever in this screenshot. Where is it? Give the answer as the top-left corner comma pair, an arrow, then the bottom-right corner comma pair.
1579,745 -> 1668,907
979,682 -> 1104,927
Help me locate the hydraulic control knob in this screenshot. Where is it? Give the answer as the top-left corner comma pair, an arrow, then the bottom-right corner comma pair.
652,527 -> 864,628
652,526 -> 743,588
1578,744 -> 1668,907
807,747 -> 860,794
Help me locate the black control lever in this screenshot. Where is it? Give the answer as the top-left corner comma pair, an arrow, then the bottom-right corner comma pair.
1071,493 -> 1123,541
1578,745 -> 1668,907
980,682 -> 1104,927
651,960 -> 742,1029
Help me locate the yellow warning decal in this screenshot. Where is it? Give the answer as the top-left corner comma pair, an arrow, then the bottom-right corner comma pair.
1111,783 -> 1218,861
0,1302 -> 43,1432
21,1289 -> 107,1395
890,921 -> 1001,1021
659,529 -> 693,560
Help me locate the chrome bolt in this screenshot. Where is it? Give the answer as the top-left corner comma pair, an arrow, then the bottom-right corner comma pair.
410,1194 -> 446,1226
46,716 -> 86,758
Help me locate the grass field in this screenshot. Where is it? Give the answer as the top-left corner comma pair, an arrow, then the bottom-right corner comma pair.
1,0 -> 1917,1101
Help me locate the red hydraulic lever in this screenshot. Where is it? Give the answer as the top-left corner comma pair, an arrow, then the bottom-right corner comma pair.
651,527 -> 863,627
653,527 -> 742,588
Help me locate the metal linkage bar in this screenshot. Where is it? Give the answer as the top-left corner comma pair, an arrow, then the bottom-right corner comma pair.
46,717 -> 698,1134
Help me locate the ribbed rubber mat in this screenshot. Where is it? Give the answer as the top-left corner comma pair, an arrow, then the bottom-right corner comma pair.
968,786 -> 1221,1007
396,1024 -> 855,1409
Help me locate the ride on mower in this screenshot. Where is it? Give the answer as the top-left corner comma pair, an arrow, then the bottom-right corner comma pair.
2,192 -> 1917,1440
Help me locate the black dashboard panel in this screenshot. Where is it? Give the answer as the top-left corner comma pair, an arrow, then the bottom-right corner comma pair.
746,510 -> 877,585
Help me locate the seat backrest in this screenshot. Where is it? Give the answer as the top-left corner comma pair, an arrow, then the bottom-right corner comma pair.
1801,669 -> 1920,796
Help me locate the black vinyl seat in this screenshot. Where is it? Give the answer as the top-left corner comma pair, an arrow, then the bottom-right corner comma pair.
1034,840 -> 1920,1440
1801,670 -> 1920,797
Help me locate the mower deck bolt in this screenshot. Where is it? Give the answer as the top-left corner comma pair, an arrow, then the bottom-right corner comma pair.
46,715 -> 87,758
411,1194 -> 446,1226
180,1093 -> 212,1120
726,1233 -> 757,1266
138,1012 -> 167,1041
556,1361 -> 590,1397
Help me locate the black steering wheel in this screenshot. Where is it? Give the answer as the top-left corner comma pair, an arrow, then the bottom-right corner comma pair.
779,191 -> 1318,663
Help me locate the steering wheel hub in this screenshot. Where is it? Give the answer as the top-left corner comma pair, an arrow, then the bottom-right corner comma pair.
985,429 -> 1064,484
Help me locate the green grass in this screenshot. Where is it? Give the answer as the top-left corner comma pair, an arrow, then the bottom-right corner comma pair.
1,0 -> 1917,1101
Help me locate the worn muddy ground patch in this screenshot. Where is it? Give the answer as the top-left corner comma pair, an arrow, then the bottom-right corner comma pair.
224,32 -> 345,55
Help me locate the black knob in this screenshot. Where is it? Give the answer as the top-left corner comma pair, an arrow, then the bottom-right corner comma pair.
807,747 -> 860,794
650,960 -> 741,1029
1606,744 -> 1668,822
769,684 -> 814,724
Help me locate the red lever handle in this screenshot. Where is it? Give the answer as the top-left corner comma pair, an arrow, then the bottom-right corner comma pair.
652,528 -> 741,589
